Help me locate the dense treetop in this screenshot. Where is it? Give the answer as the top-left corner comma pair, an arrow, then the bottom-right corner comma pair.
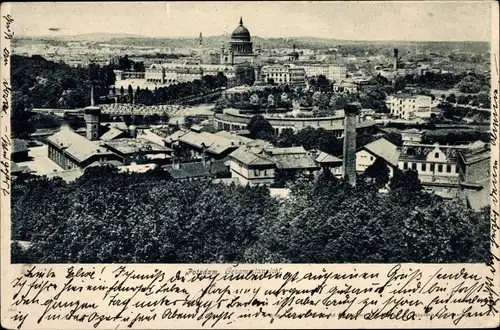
11,165 -> 489,264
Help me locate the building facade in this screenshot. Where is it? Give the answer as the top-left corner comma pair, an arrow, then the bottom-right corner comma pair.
220,17 -> 258,65
397,130 -> 463,187
388,94 -> 432,120
261,64 -> 306,87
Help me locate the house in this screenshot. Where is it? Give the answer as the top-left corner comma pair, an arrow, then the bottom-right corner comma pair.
388,94 -> 432,120
228,147 -> 276,186
12,139 -> 29,162
356,138 -> 400,177
457,140 -> 491,185
46,128 -> 122,170
174,131 -> 249,162
103,138 -> 172,165
397,130 -> 464,187
457,141 -> 491,210
228,146 -> 341,186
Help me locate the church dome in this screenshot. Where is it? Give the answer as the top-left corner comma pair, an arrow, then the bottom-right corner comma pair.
231,17 -> 251,41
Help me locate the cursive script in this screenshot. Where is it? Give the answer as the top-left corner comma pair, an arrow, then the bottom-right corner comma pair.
5,264 -> 494,329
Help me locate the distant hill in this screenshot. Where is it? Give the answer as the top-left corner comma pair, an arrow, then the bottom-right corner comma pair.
16,34 -> 490,54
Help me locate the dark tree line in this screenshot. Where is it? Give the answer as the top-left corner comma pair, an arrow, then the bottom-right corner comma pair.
130,73 -> 228,105
11,165 -> 489,263
11,55 -> 116,137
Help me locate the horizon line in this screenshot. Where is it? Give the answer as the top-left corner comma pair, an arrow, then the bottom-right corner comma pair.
15,33 -> 491,44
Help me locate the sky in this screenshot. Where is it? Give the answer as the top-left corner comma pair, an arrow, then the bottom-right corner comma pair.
9,1 -> 493,42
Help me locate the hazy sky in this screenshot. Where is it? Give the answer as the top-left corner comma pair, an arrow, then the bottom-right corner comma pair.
10,1 -> 493,41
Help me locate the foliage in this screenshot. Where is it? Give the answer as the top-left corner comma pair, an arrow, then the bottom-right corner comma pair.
361,157 -> 390,187
11,55 -> 116,137
247,115 -> 276,141
12,164 -> 489,263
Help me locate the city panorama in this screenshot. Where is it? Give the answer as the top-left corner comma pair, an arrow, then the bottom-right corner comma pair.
8,2 -> 494,263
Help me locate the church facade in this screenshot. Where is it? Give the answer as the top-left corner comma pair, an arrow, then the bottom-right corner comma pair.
220,17 -> 259,65
145,17 -> 258,87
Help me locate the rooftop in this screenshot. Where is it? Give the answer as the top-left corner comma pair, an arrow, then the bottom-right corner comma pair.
12,139 -> 28,154
229,147 -> 275,166
361,138 -> 400,167
459,141 -> 490,164
104,138 -> 171,155
100,127 -> 126,141
47,128 -> 115,163
178,131 -> 242,155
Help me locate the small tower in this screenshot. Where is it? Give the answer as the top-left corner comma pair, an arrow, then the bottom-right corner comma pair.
343,103 -> 360,186
84,84 -> 101,141
220,44 -> 226,65
198,32 -> 203,47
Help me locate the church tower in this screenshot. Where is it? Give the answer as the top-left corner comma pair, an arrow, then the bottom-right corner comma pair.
84,84 -> 101,141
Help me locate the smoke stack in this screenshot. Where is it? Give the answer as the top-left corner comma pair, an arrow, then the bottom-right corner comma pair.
393,48 -> 399,71
90,84 -> 95,107
343,103 -> 360,186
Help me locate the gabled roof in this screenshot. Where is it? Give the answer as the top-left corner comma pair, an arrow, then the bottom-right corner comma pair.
459,141 -> 490,164
100,127 -> 126,141
47,129 -> 115,163
229,147 -> 275,166
361,138 -> 400,167
179,131 -> 240,155
315,151 -> 342,163
104,138 -> 171,155
164,129 -> 189,144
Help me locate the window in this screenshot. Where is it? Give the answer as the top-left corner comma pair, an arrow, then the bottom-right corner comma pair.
435,152 -> 439,158
437,164 -> 443,172
411,163 -> 417,170
421,163 -> 427,171
446,165 -> 451,173
370,156 -> 374,161
455,166 -> 459,173
254,169 -> 260,176
403,162 -> 408,170
430,163 -> 435,171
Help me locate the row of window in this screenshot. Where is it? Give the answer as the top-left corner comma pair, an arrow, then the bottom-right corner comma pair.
402,162 -> 458,173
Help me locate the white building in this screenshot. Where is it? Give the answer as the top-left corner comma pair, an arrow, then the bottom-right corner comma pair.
356,138 -> 400,177
388,94 -> 432,120
299,65 -> 347,82
261,64 -> 306,87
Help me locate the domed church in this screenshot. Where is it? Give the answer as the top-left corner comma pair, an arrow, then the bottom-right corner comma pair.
220,17 -> 258,65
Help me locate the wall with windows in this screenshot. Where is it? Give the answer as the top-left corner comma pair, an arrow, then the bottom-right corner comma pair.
229,158 -> 275,186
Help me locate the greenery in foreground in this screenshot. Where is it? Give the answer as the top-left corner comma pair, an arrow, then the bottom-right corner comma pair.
11,166 -> 489,264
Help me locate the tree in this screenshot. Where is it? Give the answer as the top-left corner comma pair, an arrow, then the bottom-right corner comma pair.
389,169 -> 422,192
267,94 -> 275,108
249,93 -> 260,106
247,115 -> 275,141
362,157 -> 390,187
446,93 -> 456,103
127,85 -> 133,103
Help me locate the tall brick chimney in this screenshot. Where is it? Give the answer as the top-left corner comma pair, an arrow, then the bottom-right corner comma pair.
393,48 -> 399,71
343,103 -> 360,186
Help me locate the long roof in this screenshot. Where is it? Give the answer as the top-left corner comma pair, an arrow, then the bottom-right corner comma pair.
100,127 -> 126,141
178,131 -> 241,155
229,147 -> 275,166
104,138 -> 171,155
47,129 -> 115,163
361,138 -> 400,167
